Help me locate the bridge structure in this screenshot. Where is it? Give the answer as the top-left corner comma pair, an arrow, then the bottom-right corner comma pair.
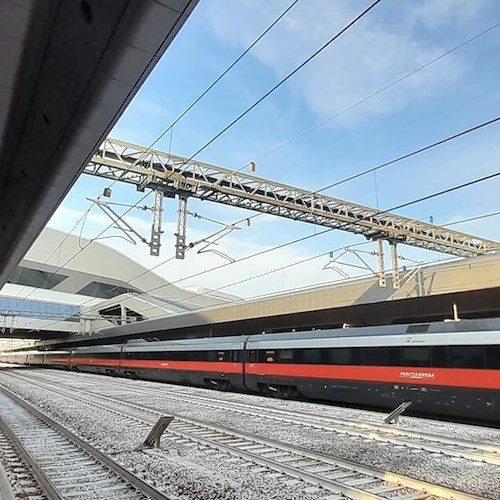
84,137 -> 500,288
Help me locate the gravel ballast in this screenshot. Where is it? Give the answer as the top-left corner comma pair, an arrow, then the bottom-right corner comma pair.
1,368 -> 499,499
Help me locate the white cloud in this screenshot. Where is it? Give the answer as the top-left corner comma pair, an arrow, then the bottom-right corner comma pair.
205,0 -> 490,124
132,99 -> 169,118
409,0 -> 490,30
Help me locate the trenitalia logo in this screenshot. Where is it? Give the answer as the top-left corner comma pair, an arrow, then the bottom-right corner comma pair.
400,371 -> 435,379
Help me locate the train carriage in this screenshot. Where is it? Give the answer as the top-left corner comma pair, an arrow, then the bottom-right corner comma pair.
70,345 -> 123,375
118,337 -> 246,389
1,318 -> 499,423
245,321 -> 500,421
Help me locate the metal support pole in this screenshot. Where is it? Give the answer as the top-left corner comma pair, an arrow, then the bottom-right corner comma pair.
376,240 -> 386,288
175,195 -> 188,259
390,242 -> 400,289
120,305 -> 127,326
138,416 -> 174,449
150,189 -> 164,257
384,401 -> 412,424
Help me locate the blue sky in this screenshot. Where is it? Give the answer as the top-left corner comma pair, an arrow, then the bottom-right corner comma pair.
47,0 -> 500,298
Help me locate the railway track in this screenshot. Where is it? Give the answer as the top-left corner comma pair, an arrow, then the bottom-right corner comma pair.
101,377 -> 500,465
0,370 -> 479,500
0,384 -> 172,500
23,369 -> 500,466
0,422 -> 48,500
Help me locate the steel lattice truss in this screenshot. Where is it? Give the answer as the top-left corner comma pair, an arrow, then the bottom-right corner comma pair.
84,137 -> 500,258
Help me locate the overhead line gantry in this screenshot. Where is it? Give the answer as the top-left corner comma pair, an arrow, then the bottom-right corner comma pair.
84,138 -> 499,278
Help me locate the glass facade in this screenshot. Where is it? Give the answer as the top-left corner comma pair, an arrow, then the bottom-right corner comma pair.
78,281 -> 139,299
8,266 -> 68,289
0,297 -> 79,320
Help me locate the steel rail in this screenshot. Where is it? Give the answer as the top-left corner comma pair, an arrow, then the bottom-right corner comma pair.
1,371 -> 479,500
0,412 -> 60,500
25,370 -> 500,464
94,377 -> 500,465
0,384 -> 171,500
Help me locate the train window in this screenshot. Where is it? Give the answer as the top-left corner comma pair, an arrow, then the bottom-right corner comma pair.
257,350 -> 267,363
231,351 -> 242,362
265,351 -> 275,362
350,348 -> 362,365
431,346 -> 448,368
248,350 -> 257,363
303,349 -> 321,364
329,348 -> 351,365
406,324 -> 429,333
485,345 -> 500,369
206,351 -> 218,362
387,347 -> 401,366
361,347 -> 387,366
449,345 -> 484,369
194,351 -> 207,361
277,349 -> 294,363
402,346 -> 430,367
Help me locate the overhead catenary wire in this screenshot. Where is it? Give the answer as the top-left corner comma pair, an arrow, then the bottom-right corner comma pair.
68,125 -> 500,321
188,252 -> 456,313
163,16 -> 500,202
143,0 -> 302,155
37,110 -> 500,312
18,0 -> 304,311
109,0 -> 302,188
256,19 -> 500,162
34,212 -> 265,325
315,115 -> 500,194
160,240 -> 372,303
27,0 -> 303,284
44,233 -> 497,329
38,201 -> 500,331
85,111 -> 500,287
38,227 -> 334,329
15,3 -> 500,326
49,2 -> 384,312
443,210 -> 500,227
10,1 -> 381,322
90,20 -> 500,304
184,0 -> 383,163
130,117 -> 500,310
71,42 -> 500,312
26,112 -> 500,328
121,168 -> 500,318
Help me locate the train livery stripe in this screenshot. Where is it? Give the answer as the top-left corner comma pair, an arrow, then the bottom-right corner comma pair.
246,363 -> 500,390
69,357 -> 243,374
68,357 -> 120,367
65,357 -> 500,390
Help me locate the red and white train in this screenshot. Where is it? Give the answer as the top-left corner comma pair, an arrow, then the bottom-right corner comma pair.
2,318 -> 499,423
